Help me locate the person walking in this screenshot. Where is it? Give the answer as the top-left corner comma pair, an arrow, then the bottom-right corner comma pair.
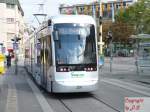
6,53 -> 11,68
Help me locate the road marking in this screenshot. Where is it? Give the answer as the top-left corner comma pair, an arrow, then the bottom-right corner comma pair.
101,78 -> 150,96
6,83 -> 18,112
26,75 -> 54,112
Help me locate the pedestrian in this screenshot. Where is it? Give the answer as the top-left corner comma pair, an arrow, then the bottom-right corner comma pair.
6,53 -> 11,68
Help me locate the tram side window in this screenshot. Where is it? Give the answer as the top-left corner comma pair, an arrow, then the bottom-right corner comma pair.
40,39 -> 44,64
84,25 -> 96,62
47,36 -> 52,66
37,50 -> 41,66
36,39 -> 41,66
44,37 -> 48,65
40,49 -> 44,64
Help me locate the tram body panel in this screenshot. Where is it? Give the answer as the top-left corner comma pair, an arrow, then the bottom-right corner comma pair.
51,71 -> 98,93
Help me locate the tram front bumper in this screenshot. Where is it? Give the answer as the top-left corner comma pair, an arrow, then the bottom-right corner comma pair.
52,80 -> 98,93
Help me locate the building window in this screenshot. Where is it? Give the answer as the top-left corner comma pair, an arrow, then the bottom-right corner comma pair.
7,18 -> 15,24
7,33 -> 15,41
6,3 -> 15,9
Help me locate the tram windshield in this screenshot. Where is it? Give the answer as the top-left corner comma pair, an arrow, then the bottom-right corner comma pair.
53,23 -> 97,65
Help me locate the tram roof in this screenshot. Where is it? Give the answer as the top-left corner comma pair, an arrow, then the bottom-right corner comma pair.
36,15 -> 96,32
49,15 -> 96,25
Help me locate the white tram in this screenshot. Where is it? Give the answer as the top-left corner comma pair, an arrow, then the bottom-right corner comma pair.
25,15 -> 99,93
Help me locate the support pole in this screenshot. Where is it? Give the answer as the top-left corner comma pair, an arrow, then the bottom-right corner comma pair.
14,38 -> 18,75
99,0 -> 103,55
110,39 -> 113,72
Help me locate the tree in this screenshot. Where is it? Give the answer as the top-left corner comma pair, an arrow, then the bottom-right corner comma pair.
110,22 -> 134,43
102,0 -> 150,47
116,0 -> 150,34
102,17 -> 134,44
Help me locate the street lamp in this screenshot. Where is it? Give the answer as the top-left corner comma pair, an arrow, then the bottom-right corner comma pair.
98,0 -> 103,55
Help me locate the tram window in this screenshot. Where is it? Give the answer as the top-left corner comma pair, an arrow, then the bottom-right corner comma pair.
40,39 -> 44,64
45,49 -> 48,64
37,43 -> 41,66
40,49 -> 44,63
47,36 -> 52,66
37,55 -> 41,66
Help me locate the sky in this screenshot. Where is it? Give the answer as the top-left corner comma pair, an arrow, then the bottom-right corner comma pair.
19,0 -> 136,26
20,0 -> 114,26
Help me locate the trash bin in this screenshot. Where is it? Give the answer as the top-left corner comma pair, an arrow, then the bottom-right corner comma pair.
0,54 -> 5,74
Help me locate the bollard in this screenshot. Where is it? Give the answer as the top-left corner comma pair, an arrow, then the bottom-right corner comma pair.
0,54 -> 5,74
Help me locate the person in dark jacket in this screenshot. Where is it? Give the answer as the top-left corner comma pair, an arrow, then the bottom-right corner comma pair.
6,53 -> 11,68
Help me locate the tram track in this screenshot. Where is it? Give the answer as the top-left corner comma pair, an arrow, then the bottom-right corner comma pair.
91,95 -> 121,112
58,98 -> 73,112
58,96 -> 120,112
46,93 -> 121,112
26,70 -> 121,112
26,69 -> 120,112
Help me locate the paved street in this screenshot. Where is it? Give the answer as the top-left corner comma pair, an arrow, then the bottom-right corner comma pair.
0,66 -> 43,112
0,57 -> 150,112
101,57 -> 150,84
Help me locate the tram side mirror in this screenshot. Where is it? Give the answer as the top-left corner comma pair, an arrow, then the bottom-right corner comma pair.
53,30 -> 59,41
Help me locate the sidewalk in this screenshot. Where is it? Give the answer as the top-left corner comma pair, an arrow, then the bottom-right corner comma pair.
0,65 -> 43,112
100,57 -> 150,86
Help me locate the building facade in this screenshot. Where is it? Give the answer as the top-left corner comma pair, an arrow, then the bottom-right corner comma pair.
0,0 -> 24,54
59,0 -> 135,20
